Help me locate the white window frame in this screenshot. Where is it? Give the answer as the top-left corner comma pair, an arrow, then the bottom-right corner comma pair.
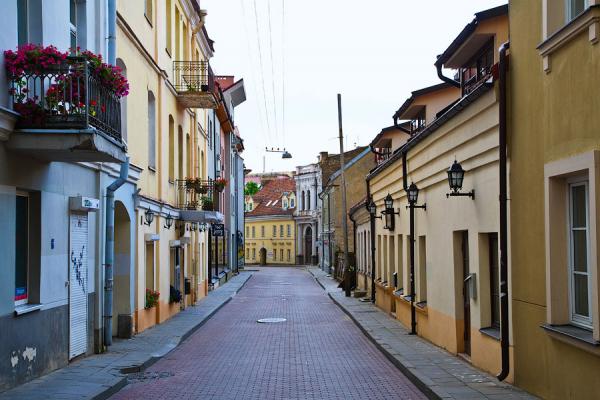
568,179 -> 593,329
566,0 -> 588,22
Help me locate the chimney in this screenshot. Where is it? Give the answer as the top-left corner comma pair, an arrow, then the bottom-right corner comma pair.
319,151 -> 328,162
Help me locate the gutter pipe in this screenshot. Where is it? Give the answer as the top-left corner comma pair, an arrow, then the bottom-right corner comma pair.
436,62 -> 461,89
403,151 -> 417,335
365,178 -> 376,303
497,41 -> 510,382
103,157 -> 129,346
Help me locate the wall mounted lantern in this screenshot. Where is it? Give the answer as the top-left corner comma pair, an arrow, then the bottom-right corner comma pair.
382,193 -> 399,231
142,209 -> 154,226
198,223 -> 207,232
405,182 -> 425,335
446,160 -> 475,199
190,222 -> 198,232
164,213 -> 174,229
366,198 -> 381,303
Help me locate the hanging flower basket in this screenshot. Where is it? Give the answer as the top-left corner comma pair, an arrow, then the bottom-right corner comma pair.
214,178 -> 227,192
145,289 -> 160,309
201,196 -> 214,211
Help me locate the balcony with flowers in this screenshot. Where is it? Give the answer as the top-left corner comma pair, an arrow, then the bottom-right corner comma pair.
175,177 -> 225,224
172,60 -> 218,109
3,44 -> 129,163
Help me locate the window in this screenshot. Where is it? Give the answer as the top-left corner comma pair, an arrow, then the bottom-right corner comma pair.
418,236 -> 427,302
175,7 -> 181,60
410,109 -> 426,134
307,191 -> 311,210
246,227 -> 249,237
15,193 -> 29,305
287,224 -> 291,237
283,199 -> 288,209
17,0 -> 29,45
252,226 -> 255,238
280,225 -> 284,237
166,0 -> 172,54
178,126 -> 184,179
301,191 -> 305,210
145,242 -> 155,292
290,197 -> 295,208
569,181 -> 591,328
261,226 -> 265,238
287,249 -> 291,261
489,233 -> 500,329
280,249 -> 284,261
567,0 -> 587,22
148,91 -> 156,168
272,225 -> 276,237
69,0 -> 77,51
252,248 -> 256,259
274,249 -> 277,261
145,0 -> 153,24
168,116 -> 175,181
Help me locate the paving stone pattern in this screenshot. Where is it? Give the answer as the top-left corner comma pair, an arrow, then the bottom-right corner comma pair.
308,267 -> 538,400
111,266 -> 427,400
0,272 -> 252,400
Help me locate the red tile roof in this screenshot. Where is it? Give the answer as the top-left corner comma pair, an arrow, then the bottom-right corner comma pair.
246,176 -> 296,218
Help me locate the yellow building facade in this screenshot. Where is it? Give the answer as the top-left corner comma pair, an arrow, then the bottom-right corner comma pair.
509,1 -> 600,398
117,0 -> 213,334
245,177 -> 296,265
359,5 -> 513,381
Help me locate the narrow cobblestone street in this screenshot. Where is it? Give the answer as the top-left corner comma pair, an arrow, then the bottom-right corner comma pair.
110,267 -> 427,400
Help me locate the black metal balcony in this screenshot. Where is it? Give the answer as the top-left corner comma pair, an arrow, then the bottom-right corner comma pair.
176,178 -> 219,211
6,56 -> 126,162
172,61 -> 218,109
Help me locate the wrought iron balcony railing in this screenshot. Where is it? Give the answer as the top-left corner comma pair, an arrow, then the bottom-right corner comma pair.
176,178 -> 220,212
10,56 -> 122,142
172,61 -> 215,93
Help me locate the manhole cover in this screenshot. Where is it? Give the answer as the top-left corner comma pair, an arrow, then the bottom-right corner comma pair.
257,318 -> 287,323
127,371 -> 174,382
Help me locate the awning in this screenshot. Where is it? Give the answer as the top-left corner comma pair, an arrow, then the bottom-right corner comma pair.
178,210 -> 224,224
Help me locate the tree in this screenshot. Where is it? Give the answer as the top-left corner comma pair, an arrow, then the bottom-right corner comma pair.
244,182 -> 260,196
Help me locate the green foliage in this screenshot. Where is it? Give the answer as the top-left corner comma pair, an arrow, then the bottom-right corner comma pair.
244,182 -> 260,196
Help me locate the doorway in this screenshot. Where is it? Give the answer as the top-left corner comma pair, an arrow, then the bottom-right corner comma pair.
113,201 -> 131,338
461,231 -> 471,356
69,212 -> 88,359
304,226 -> 313,265
259,248 -> 267,265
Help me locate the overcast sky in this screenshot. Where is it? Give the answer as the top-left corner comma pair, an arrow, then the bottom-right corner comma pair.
202,0 -> 507,173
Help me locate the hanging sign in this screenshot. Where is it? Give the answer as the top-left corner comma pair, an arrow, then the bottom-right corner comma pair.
212,224 -> 225,237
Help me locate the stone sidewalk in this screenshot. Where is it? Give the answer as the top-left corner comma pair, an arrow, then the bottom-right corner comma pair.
0,272 -> 253,400
308,267 -> 537,400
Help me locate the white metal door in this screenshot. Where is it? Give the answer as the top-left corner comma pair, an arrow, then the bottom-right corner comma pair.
69,213 -> 88,359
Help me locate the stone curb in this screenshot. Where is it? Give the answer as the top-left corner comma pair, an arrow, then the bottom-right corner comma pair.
92,273 -> 253,400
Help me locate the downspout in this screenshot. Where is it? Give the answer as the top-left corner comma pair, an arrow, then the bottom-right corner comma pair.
349,211 -> 357,290
103,0 -> 121,348
403,150 -> 416,334
436,61 -> 461,88
103,157 -> 129,347
497,41 -> 510,382
366,177 -> 376,303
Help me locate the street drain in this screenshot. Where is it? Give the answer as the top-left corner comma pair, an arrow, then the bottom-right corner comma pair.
126,371 -> 175,382
257,318 -> 287,323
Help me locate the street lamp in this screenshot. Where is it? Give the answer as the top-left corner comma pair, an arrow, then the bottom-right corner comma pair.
382,193 -> 399,231
367,198 -> 381,303
406,182 -> 426,335
142,209 -> 154,226
266,147 -> 293,159
446,160 -> 475,199
164,213 -> 174,229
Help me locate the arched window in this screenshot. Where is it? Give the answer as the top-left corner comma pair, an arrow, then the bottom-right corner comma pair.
307,190 -> 311,211
301,191 -> 305,210
147,91 -> 156,169
117,58 -> 127,142
178,126 -> 184,179
168,116 -> 175,181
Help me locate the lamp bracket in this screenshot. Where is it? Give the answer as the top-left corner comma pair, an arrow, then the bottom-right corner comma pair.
446,189 -> 475,199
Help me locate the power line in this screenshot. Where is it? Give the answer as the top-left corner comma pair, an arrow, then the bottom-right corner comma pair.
267,0 -> 280,144
281,0 -> 286,147
252,0 -> 273,145
239,0 -> 270,146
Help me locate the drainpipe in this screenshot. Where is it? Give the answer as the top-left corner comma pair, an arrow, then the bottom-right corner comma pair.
436,61 -> 461,88
497,41 -> 510,382
366,179 -> 376,303
103,157 -> 129,347
107,0 -> 117,65
349,212 -> 357,291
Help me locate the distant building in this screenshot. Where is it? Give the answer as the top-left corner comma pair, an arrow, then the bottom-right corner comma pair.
245,177 -> 296,265
294,163 -> 321,265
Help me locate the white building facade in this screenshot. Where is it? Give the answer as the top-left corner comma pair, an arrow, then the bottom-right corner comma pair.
294,163 -> 321,265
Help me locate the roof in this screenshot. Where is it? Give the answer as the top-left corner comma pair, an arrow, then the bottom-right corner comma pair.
393,82 -> 453,121
246,177 -> 296,218
328,147 -> 371,184
349,197 -> 368,216
368,82 -> 494,180
435,4 -> 508,67
319,146 -> 368,184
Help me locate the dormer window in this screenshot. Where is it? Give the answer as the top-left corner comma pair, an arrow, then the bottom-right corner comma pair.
460,41 -> 494,96
410,109 -> 426,134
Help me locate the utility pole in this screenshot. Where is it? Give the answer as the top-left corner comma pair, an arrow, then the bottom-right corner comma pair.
337,94 -> 351,297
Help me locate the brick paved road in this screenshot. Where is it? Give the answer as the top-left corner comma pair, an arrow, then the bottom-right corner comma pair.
110,267 -> 427,400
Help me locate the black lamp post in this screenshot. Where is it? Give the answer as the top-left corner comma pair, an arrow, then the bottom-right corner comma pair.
446,160 -> 475,199
367,199 -> 381,303
406,182 -> 426,335
382,193 -> 399,231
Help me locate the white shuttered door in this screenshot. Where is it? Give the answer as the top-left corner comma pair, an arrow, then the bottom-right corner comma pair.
69,213 -> 88,359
